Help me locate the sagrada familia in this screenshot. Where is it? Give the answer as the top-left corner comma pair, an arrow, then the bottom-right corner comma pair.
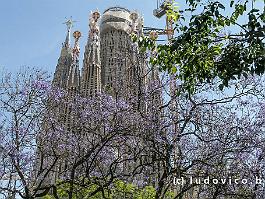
52,7 -> 149,99
38,6 -> 197,198
47,5 -> 162,185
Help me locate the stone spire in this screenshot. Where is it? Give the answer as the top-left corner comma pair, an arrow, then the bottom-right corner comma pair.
81,11 -> 101,97
67,31 -> 81,92
63,19 -> 71,48
52,18 -> 75,89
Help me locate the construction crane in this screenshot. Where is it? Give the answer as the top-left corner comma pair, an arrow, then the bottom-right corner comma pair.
144,0 -> 174,42
152,0 -> 179,172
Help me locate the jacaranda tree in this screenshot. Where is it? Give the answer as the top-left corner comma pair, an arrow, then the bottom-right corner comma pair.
1,67 -> 265,199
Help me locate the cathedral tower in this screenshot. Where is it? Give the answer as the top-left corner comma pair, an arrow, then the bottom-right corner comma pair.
67,30 -> 81,94
100,7 -> 146,98
52,19 -> 74,89
81,11 -> 102,97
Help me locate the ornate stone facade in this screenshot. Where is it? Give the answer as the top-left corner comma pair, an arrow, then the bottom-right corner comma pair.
47,6 -> 150,182
53,7 -> 147,99
40,6 -> 166,192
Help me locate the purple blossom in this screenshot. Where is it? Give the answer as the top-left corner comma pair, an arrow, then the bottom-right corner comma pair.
31,80 -> 50,91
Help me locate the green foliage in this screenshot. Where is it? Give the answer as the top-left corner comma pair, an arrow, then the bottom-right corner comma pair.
42,180 -> 174,199
136,0 -> 265,93
42,196 -> 53,199
166,2 -> 181,22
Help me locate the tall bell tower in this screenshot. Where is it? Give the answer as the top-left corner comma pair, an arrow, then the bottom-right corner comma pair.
81,11 -> 102,97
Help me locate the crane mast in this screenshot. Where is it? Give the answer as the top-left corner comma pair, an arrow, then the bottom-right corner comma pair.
153,0 -> 174,41
152,0 -> 178,171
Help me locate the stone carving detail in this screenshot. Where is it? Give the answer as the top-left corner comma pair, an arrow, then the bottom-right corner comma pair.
89,11 -> 100,46
72,31 -> 81,61
130,11 -> 139,34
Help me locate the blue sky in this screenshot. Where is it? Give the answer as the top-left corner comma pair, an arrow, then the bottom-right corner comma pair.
0,0 -> 168,75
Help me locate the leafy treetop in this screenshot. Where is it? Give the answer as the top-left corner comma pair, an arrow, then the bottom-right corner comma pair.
135,0 -> 265,93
